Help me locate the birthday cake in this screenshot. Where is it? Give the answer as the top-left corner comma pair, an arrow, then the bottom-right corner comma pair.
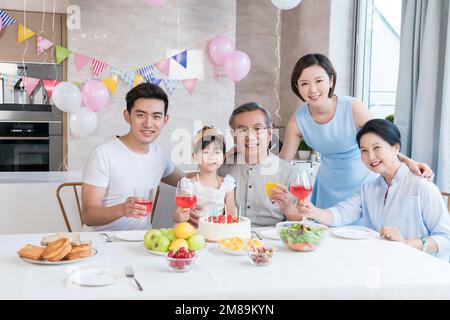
198,215 -> 251,242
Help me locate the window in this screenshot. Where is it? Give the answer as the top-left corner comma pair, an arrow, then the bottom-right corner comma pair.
353,0 -> 402,119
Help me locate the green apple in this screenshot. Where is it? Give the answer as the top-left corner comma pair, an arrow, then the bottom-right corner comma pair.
161,228 -> 176,242
152,235 -> 171,252
144,229 -> 161,250
187,234 -> 205,250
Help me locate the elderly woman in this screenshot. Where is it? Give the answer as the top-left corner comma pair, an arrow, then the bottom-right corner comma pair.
298,119 -> 450,261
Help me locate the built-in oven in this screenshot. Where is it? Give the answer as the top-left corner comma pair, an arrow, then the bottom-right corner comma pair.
0,62 -> 64,171
0,122 -> 62,171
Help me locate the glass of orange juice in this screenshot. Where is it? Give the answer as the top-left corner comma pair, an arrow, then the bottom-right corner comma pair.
263,176 -> 283,200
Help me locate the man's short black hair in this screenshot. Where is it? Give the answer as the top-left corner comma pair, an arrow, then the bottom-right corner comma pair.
125,83 -> 169,114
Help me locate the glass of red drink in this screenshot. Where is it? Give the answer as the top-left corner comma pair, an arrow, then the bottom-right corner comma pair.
289,170 -> 313,203
175,180 -> 197,209
134,188 -> 155,215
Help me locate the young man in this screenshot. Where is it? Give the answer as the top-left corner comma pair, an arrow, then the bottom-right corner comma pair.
188,102 -> 301,227
81,83 -> 184,231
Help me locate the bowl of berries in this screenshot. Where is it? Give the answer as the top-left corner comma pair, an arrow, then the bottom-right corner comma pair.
165,247 -> 197,272
247,246 -> 274,267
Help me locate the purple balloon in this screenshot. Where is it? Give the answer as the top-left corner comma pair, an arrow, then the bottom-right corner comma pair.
146,0 -> 166,7
81,80 -> 109,113
223,51 -> 251,82
209,35 -> 235,66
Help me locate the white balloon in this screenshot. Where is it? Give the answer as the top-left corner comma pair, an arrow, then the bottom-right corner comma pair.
271,0 -> 302,10
69,107 -> 98,137
52,82 -> 82,113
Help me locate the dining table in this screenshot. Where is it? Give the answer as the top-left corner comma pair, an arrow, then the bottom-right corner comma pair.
2,227 -> 450,300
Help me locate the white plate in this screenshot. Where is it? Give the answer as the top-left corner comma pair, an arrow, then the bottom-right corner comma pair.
218,245 -> 247,256
259,229 -> 280,240
330,226 -> 377,240
68,268 -> 120,287
142,246 -> 167,256
115,230 -> 146,242
20,248 -> 98,265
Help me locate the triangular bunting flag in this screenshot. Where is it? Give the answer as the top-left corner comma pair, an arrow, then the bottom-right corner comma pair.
74,53 -> 91,72
110,66 -> 121,80
36,36 -> 54,55
92,58 -> 108,77
162,79 -> 178,96
133,73 -> 144,87
171,50 -> 187,69
72,82 -> 83,89
0,10 -> 17,28
21,76 -> 40,96
17,24 -> 36,44
137,65 -> 155,83
3,73 -> 20,90
149,77 -> 162,86
55,45 -> 72,64
119,70 -> 135,88
155,58 -> 170,75
102,77 -> 118,94
41,79 -> 60,98
181,79 -> 198,95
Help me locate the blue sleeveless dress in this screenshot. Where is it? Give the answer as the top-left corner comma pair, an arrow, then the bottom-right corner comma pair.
295,95 -> 373,208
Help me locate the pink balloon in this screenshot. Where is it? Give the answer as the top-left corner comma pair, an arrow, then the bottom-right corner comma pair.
223,51 -> 251,82
209,35 -> 235,66
146,0 -> 166,7
81,80 -> 109,112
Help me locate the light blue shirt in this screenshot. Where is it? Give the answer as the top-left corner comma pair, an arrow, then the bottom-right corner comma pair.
329,163 -> 450,261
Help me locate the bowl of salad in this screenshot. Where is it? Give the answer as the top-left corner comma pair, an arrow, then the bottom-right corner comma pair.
276,221 -> 328,252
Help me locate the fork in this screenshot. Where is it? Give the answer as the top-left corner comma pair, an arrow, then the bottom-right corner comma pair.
125,265 -> 143,291
100,233 -> 118,242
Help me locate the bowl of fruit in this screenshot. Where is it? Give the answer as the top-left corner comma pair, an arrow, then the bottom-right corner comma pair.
247,246 -> 274,266
276,221 -> 327,252
165,247 -> 197,272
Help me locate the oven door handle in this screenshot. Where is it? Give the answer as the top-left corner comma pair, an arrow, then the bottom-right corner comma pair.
0,136 -> 50,140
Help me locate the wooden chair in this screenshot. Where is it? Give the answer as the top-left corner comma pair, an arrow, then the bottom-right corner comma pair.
442,192 -> 450,213
150,186 -> 160,224
56,183 -> 160,232
56,182 -> 83,232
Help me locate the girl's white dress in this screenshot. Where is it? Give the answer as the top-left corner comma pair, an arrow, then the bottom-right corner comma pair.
179,174 -> 236,217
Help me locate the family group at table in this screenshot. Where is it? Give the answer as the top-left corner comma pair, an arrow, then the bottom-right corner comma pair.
80,53 -> 450,261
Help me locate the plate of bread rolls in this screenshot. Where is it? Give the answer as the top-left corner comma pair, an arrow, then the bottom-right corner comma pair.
17,234 -> 97,265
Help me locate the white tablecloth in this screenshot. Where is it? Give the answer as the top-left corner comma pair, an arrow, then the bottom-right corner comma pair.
2,229 -> 450,300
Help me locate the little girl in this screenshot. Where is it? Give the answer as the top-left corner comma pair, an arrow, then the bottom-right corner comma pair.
173,126 -> 237,223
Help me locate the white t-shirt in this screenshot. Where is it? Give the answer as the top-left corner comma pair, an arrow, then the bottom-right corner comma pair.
82,138 -> 174,231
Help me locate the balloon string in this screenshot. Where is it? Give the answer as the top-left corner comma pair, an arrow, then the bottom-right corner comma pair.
21,0 -> 28,80
274,8 -> 281,122
38,0 -> 48,65
177,0 -> 180,48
